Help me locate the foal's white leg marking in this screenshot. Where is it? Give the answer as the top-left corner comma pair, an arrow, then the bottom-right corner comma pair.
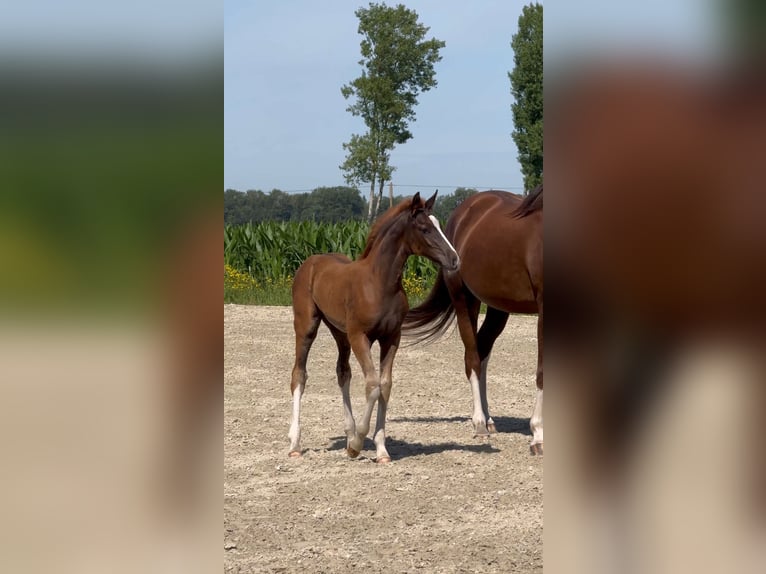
428,215 -> 460,265
479,357 -> 495,430
287,386 -> 303,455
530,388 -> 544,446
469,370 -> 488,435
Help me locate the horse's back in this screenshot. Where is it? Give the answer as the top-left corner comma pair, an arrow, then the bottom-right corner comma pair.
292,253 -> 352,297
446,190 -> 542,312
447,190 -> 521,231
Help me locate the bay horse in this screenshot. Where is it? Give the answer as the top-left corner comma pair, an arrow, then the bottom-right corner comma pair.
402,186 -> 544,454
288,192 -> 460,462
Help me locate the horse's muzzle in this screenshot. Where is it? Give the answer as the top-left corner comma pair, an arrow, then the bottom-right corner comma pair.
445,255 -> 460,272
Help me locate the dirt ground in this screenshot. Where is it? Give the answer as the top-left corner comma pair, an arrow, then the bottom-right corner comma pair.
224,304 -> 542,573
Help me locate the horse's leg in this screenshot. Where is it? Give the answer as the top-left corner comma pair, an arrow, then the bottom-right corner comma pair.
530,302 -> 543,455
347,331 -> 378,457
325,322 -> 356,452
476,307 -> 510,434
445,275 -> 486,436
371,333 -> 400,463
287,297 -> 320,457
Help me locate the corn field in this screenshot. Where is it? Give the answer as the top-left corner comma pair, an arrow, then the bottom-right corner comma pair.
224,221 -> 438,302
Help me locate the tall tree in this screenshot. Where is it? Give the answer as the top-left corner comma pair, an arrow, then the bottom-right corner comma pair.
307,186 -> 366,222
341,2 -> 445,222
509,2 -> 543,193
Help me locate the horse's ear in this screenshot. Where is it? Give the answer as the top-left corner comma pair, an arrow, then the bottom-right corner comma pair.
425,190 -> 438,212
410,192 -> 422,214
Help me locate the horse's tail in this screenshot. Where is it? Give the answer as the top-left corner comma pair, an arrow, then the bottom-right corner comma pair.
402,270 -> 456,346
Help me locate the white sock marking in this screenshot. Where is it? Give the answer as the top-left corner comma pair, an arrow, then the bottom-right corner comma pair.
530,388 -> 543,445
469,370 -> 485,429
288,387 -> 302,450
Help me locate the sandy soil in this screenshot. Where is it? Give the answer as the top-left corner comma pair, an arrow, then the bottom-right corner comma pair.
224,304 -> 542,573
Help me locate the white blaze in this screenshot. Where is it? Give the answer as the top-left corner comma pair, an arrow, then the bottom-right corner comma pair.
428,215 -> 459,262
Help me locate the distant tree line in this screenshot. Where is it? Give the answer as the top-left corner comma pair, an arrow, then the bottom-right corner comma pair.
224,186 -> 481,225
224,187 -> 365,224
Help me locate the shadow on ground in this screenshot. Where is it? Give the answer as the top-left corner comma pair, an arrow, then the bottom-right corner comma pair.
324,435 -> 501,459
388,415 -> 532,436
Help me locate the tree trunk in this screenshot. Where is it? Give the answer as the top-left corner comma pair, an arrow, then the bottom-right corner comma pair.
389,181 -> 393,208
367,180 -> 376,223
376,178 -> 385,216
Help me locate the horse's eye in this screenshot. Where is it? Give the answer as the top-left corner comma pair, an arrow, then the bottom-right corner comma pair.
422,226 -> 431,234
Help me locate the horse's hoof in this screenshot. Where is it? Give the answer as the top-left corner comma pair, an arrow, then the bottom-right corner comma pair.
487,422 -> 497,434
288,450 -> 301,458
376,456 -> 392,464
346,447 -> 360,458
530,443 -> 543,456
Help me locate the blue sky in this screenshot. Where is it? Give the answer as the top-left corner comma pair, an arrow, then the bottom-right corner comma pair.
225,1 -> 528,195
225,0 -> 721,195
544,0 -> 720,63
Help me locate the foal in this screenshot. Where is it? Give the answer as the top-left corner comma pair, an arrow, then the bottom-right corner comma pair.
288,192 -> 459,462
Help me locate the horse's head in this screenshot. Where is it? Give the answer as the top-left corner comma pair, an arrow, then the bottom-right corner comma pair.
405,191 -> 460,272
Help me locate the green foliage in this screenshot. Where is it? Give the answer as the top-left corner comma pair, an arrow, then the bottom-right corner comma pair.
225,264 -> 293,305
341,2 -> 445,221
226,185 -> 480,228
224,186 -> 365,224
223,221 -> 438,306
305,187 -> 367,222
340,133 -> 394,202
226,220 -> 357,279
509,2 -> 543,192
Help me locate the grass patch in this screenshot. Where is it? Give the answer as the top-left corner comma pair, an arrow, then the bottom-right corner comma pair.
224,265 -> 292,306
224,283 -> 292,306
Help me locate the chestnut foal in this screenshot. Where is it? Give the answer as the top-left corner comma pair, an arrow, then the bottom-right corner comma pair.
288,192 -> 459,462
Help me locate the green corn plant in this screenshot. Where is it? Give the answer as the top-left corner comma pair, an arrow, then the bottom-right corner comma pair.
224,220 -> 441,289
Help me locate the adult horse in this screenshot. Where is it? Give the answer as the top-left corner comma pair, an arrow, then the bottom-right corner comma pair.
288,192 -> 460,463
403,186 -> 544,454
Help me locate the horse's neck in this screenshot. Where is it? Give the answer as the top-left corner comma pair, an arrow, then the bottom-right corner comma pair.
364,220 -> 409,288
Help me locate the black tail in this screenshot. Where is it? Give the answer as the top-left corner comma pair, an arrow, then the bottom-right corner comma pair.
513,183 -> 543,218
402,270 -> 456,346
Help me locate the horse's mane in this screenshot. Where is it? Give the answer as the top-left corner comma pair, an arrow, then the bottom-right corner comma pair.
513,183 -> 543,218
360,197 -> 414,259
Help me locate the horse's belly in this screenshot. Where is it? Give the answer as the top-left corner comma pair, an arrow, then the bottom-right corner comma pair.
461,262 -> 538,314
472,290 -> 538,314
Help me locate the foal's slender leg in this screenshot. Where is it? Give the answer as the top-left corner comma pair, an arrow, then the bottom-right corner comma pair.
476,307 -> 510,434
287,300 -> 320,457
445,274 -> 487,436
530,300 -> 544,455
325,322 -> 356,452
347,331 -> 379,457
372,334 -> 400,463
